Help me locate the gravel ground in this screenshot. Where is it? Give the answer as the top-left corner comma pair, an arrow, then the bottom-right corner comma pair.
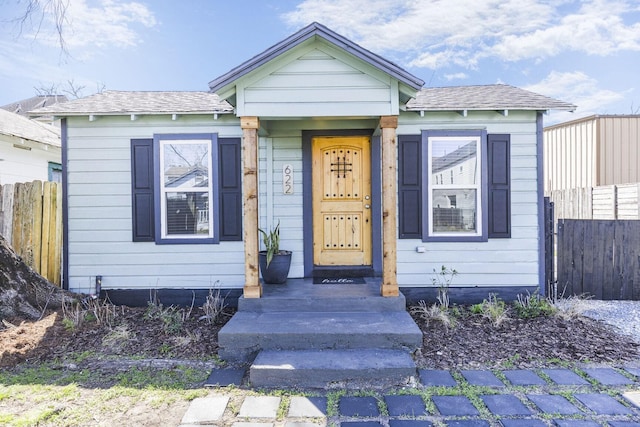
570,299 -> 640,344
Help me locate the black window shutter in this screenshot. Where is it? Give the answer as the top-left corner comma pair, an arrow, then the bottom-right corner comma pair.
218,138 -> 242,241
131,138 -> 155,242
398,135 -> 422,239
487,134 -> 511,238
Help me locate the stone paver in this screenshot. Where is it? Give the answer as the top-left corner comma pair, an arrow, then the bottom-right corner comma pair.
180,396 -> 229,424
445,421 -> 490,427
238,396 -> 281,418
389,420 -> 433,427
460,370 -> 505,387
432,395 -> 479,416
625,367 -> 640,379
339,396 -> 380,417
288,397 -> 327,418
582,368 -> 634,385
500,420 -> 547,427
553,421 -> 600,427
384,395 -> 427,417
574,393 -> 634,415
480,394 -> 531,416
285,423 -> 324,427
526,394 -> 582,415
419,369 -> 457,386
232,423 -> 274,427
205,368 -> 246,387
503,369 -> 547,386
608,422 -> 640,427
542,368 -> 590,385
625,391 -> 640,409
340,422 -> 383,426
179,365 -> 640,427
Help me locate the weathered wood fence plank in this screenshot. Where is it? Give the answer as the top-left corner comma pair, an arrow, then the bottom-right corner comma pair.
557,219 -> 640,300
0,180 -> 62,285
549,183 -> 640,221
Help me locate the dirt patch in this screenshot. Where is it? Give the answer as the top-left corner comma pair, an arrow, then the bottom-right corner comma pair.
0,305 -> 234,369
2,302 -> 639,371
413,309 -> 640,369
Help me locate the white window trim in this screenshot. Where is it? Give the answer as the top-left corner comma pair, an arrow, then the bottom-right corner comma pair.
426,134 -> 483,238
158,138 -> 215,241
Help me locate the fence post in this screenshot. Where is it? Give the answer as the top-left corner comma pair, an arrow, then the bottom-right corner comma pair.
544,197 -> 555,298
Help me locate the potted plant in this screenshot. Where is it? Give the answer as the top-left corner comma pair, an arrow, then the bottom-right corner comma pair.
258,221 -> 292,284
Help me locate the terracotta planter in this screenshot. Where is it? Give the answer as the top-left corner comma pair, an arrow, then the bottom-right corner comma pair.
258,251 -> 292,284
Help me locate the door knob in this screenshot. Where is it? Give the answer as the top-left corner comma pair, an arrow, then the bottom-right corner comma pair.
365,204 -> 370,209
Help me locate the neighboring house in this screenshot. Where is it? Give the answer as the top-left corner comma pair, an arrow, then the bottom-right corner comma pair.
544,115 -> 640,192
32,22 -> 575,302
2,95 -> 69,126
0,109 -> 61,185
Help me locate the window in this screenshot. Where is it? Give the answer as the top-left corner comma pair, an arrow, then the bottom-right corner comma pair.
398,132 -> 510,241
426,132 -> 484,239
157,137 -> 216,242
131,134 -> 244,245
48,162 -> 62,182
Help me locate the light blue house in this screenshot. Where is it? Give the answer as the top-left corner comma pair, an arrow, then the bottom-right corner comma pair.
33,22 -> 575,304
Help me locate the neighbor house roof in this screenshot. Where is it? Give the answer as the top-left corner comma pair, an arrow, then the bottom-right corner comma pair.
29,91 -> 234,116
407,84 -> 576,112
208,21 -> 425,95
0,109 -> 60,147
1,95 -> 69,117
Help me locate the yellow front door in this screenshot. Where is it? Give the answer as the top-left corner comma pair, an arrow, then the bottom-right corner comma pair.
312,136 -> 372,266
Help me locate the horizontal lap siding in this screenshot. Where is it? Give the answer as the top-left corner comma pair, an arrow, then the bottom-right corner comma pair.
258,134 -> 305,277
397,111 -> 540,289
241,45 -> 395,117
65,116 -> 245,294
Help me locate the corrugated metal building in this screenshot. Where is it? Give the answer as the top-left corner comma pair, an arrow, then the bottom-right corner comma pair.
544,115 -> 640,192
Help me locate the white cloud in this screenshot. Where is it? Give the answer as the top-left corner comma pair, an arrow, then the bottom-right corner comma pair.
444,72 -> 469,81
282,0 -> 640,69
25,0 -> 157,50
524,70 -> 628,123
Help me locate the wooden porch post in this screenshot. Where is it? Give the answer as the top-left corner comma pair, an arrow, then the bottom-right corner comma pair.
380,116 -> 399,297
241,116 -> 262,298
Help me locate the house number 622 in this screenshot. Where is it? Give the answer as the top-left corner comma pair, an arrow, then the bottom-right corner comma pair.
282,164 -> 294,194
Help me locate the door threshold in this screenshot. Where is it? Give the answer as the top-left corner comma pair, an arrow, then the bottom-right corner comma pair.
312,266 -> 374,278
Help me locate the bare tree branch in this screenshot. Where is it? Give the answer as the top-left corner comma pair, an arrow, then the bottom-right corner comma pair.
12,0 -> 70,54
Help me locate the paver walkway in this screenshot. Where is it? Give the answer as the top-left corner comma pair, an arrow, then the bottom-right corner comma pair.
178,365 -> 640,426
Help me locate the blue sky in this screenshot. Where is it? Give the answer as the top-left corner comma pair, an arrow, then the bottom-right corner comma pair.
1,0 -> 639,124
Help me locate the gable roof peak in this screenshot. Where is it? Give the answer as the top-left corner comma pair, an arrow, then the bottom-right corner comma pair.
208,22 -> 424,95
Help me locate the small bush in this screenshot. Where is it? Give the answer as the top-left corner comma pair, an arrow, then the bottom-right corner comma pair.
471,293 -> 509,327
410,300 -> 457,328
200,288 -> 226,324
145,301 -> 185,334
514,291 -> 556,318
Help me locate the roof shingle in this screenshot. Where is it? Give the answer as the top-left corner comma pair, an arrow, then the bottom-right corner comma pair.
0,109 -> 60,147
30,91 -> 233,116
407,84 -> 576,112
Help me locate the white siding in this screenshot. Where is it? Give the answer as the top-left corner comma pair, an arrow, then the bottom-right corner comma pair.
397,110 -> 541,289
0,135 -> 61,185
65,115 -> 244,293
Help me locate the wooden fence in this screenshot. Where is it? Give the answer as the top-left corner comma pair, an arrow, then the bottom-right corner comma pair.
556,219 -> 640,300
547,183 -> 640,224
0,180 -> 62,285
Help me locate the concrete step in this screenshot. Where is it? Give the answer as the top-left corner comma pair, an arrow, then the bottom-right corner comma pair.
218,311 -> 423,363
250,349 -> 418,389
238,292 -> 407,312
238,280 -> 407,313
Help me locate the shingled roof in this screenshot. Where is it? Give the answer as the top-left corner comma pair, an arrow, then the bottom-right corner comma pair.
28,85 -> 574,117
407,84 -> 576,112
0,109 -> 60,147
2,95 -> 69,117
30,91 -> 233,116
